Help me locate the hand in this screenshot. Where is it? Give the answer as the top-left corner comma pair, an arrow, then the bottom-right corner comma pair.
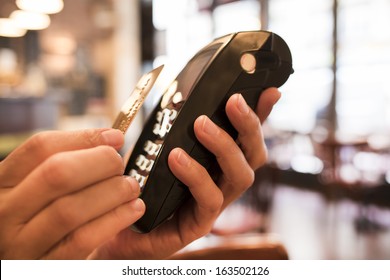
0,87 -> 280,259
90,87 -> 281,259
0,129 -> 146,259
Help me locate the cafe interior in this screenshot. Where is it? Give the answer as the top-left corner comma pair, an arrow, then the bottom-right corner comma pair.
0,0 -> 389,259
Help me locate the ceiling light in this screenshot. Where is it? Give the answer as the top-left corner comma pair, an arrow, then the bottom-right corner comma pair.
10,10 -> 50,30
0,18 -> 27,37
16,0 -> 64,15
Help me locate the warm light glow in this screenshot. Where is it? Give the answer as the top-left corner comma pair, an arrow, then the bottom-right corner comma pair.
41,53 -> 75,76
0,18 -> 27,37
16,0 -> 64,14
41,34 -> 77,55
291,155 -> 324,175
10,10 -> 50,30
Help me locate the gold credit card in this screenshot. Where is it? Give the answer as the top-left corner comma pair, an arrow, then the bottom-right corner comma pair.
112,65 -> 164,134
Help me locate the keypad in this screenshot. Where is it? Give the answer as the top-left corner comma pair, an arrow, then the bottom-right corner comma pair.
129,105 -> 179,190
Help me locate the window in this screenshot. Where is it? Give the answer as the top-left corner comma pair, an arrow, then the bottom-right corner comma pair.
268,0 -> 334,134
268,0 -> 390,138
337,0 -> 390,136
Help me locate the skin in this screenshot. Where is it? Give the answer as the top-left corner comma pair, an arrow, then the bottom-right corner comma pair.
0,88 -> 281,259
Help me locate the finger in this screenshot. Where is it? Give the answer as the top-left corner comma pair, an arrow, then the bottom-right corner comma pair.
225,93 -> 268,170
45,199 -> 145,260
0,129 -> 124,187
194,115 -> 255,194
168,148 -> 223,240
6,146 -> 125,223
255,87 -> 281,123
18,177 -> 142,259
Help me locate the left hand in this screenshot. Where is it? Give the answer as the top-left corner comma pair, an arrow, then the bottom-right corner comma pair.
89,88 -> 281,259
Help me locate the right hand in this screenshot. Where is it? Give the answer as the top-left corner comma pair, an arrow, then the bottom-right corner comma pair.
0,128 -> 145,259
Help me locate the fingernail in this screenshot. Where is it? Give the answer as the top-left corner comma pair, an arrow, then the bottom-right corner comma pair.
125,176 -> 141,194
176,150 -> 190,167
237,94 -> 250,114
133,198 -> 145,212
201,116 -> 218,135
274,91 -> 282,104
101,129 -> 124,147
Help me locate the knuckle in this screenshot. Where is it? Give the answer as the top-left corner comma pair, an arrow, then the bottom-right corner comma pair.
80,129 -> 103,147
26,131 -> 53,154
248,110 -> 261,127
41,154 -> 72,190
209,192 -> 224,213
29,131 -> 50,146
219,131 -> 242,156
242,125 -> 260,142
192,164 -> 210,185
229,168 -> 255,191
252,145 -> 268,169
237,110 -> 259,134
243,169 -> 255,188
50,197 -> 78,230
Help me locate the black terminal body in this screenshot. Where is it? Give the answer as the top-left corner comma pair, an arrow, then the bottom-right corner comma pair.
125,31 -> 293,233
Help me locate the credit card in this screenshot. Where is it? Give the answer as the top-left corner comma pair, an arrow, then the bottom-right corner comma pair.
112,65 -> 164,133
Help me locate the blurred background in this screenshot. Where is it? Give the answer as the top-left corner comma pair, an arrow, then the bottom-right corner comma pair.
1,0 -> 390,259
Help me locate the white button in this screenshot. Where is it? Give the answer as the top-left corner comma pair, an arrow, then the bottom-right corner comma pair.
172,92 -> 183,104
144,141 -> 162,156
153,109 -> 171,138
129,169 -> 146,187
240,53 -> 256,74
144,140 -> 160,156
144,140 -> 153,154
145,159 -> 154,172
135,154 -> 149,171
169,109 -> 178,120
